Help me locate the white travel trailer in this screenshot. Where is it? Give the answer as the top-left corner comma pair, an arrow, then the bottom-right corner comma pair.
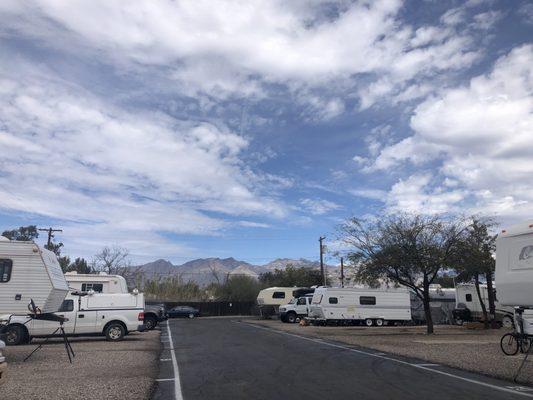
308,287 -> 411,326
256,287 -> 313,317
495,221 -> 533,334
454,283 -> 514,327
0,236 -> 69,315
65,272 -> 128,294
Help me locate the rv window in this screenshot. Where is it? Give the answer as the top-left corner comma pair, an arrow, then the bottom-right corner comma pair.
328,297 -> 338,304
81,283 -> 104,293
0,259 -> 12,283
312,295 -> 323,304
59,299 -> 74,312
272,291 -> 285,299
360,296 -> 376,305
466,294 -> 472,302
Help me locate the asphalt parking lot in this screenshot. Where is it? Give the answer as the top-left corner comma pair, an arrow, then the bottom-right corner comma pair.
153,318 -> 533,400
2,330 -> 160,400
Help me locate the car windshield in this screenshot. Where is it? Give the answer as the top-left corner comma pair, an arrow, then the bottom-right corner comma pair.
288,298 -> 296,304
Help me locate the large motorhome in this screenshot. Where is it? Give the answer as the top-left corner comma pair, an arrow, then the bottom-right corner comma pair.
256,287 -> 314,317
308,287 -> 411,326
453,283 -> 514,327
495,221 -> 533,334
0,236 -> 69,315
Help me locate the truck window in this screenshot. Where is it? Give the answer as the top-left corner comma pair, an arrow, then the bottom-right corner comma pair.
272,291 -> 285,299
82,283 -> 104,293
466,294 -> 472,302
59,299 -> 74,312
329,297 -> 338,304
0,259 -> 12,283
297,298 -> 306,305
360,296 -> 376,305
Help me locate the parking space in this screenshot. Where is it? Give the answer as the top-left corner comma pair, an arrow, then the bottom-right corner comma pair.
2,331 -> 160,400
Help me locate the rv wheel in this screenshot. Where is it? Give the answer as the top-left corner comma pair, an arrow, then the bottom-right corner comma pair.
365,319 -> 373,327
501,315 -> 514,329
375,319 -> 384,327
4,325 -> 26,345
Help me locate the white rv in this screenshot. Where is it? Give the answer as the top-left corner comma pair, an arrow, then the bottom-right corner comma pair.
65,272 -> 128,293
454,283 -> 514,327
0,236 -> 69,315
308,287 -> 411,326
256,287 -> 314,317
495,221 -> 533,334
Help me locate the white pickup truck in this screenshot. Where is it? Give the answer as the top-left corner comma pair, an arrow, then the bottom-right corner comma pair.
279,295 -> 313,323
0,291 -> 145,345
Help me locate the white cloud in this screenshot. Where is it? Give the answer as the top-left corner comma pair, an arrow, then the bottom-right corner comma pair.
0,61 -> 288,259
300,198 -> 342,215
369,44 -> 533,219
0,0 -> 485,109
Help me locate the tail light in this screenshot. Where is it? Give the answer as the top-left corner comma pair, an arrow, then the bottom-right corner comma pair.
138,312 -> 144,321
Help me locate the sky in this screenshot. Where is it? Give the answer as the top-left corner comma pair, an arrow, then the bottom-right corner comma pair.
0,0 -> 532,265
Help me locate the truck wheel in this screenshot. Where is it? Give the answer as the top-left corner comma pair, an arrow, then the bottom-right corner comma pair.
105,322 -> 125,341
286,312 -> 297,323
501,315 -> 514,329
4,325 -> 27,345
188,313 -> 195,319
144,316 -> 157,330
365,318 -> 373,327
375,319 -> 384,327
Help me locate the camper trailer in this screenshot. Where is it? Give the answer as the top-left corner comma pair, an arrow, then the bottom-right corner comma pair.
256,287 -> 314,317
308,287 -> 411,326
65,272 -> 128,294
495,221 -> 533,334
410,285 -> 456,325
0,236 -> 69,315
453,283 -> 514,327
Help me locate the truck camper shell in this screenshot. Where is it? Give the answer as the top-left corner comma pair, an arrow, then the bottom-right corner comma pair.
65,272 -> 128,294
495,221 -> 533,307
0,236 -> 69,314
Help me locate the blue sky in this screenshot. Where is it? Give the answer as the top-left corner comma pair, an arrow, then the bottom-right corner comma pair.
0,0 -> 532,265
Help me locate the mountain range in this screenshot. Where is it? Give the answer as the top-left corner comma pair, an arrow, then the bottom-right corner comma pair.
136,257 -> 334,286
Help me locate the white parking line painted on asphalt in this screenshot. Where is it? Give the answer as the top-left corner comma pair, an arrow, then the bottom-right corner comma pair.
165,322 -> 184,400
160,358 -> 171,362
157,378 -> 176,382
241,322 -> 533,398
415,363 -> 440,367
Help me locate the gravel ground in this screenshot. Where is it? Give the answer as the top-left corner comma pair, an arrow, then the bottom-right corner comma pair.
249,319 -> 533,384
1,330 -> 160,400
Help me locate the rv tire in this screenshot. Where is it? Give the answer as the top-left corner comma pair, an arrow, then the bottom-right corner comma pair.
105,322 -> 126,341
4,324 -> 28,346
501,315 -> 514,329
365,319 -> 373,327
375,319 -> 384,327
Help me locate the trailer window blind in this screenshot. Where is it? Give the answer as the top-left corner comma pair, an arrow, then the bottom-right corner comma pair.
272,291 -> 285,299
0,259 -> 12,283
359,296 -> 376,305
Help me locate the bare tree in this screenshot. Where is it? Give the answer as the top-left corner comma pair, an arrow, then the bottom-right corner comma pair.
339,213 -> 467,334
92,246 -> 141,289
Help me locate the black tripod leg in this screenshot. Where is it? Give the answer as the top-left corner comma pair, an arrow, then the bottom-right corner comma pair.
23,327 -> 60,362
513,339 -> 532,383
60,327 -> 75,363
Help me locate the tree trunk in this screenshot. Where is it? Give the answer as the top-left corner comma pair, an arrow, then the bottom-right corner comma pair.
474,274 -> 489,329
485,271 -> 498,328
422,278 -> 434,334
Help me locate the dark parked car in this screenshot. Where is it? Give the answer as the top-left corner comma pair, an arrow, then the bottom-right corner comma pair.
167,306 -> 200,319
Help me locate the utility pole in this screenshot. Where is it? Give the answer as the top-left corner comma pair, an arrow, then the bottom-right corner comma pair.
319,236 -> 326,286
340,257 -> 344,288
38,227 -> 63,249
